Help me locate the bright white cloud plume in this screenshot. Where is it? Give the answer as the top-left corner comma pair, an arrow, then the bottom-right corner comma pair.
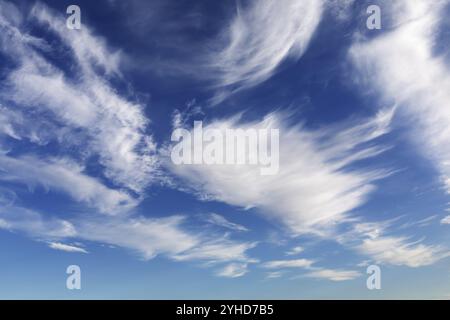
349,0 -> 450,194
208,0 -> 323,102
168,109 -> 394,236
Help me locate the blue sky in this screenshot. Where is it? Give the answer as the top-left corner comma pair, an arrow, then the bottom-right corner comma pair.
0,0 -> 450,299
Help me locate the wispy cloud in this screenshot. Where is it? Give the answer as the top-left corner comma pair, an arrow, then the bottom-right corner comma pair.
172,237 -> 257,264
1,0 -> 448,287
399,215 -> 438,229
207,0 -> 324,103
349,0 -> 450,194
0,1 -> 158,198
356,260 -> 371,268
326,0 -> 356,22
0,205 -> 77,239
304,269 -> 361,282
344,0 -> 450,269
168,109 -> 394,236
440,216 -> 450,225
48,242 -> 88,254
31,2 -> 122,76
0,1 -> 258,278
216,263 -> 248,278
340,220 -> 450,268
265,271 -> 284,279
285,246 -> 304,256
263,258 -> 360,282
0,204 -> 257,270
357,236 -> 449,268
263,259 -> 314,269
0,154 -> 136,214
203,213 -> 249,232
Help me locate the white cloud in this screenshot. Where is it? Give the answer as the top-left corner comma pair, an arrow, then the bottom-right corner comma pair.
286,246 -> 304,256
0,1 -> 158,196
0,219 -> 10,229
326,0 -> 356,21
81,218 -> 257,264
0,154 -> 136,214
48,242 -> 88,254
440,216 -> 450,225
0,187 -> 16,207
305,268 -> 361,281
0,181 -> 256,264
204,213 -> 249,232
263,259 -> 314,269
168,109 -> 394,236
81,219 -> 256,264
0,1 -> 261,277
0,104 -> 63,145
356,260 -> 371,268
208,0 -> 323,102
0,203 -> 257,267
172,237 -> 257,264
216,263 -> 248,278
399,215 -> 439,229
265,271 -> 283,279
349,0 -> 450,194
263,258 -> 360,282
0,205 -> 77,239
346,1 -> 450,267
357,236 -> 450,268
55,214 -> 256,263
340,221 -> 450,268
31,2 -> 122,76
75,215 -> 199,260
0,106 -> 23,141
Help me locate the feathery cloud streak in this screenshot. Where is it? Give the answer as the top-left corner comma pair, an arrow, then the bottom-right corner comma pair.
208,0 -> 323,102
